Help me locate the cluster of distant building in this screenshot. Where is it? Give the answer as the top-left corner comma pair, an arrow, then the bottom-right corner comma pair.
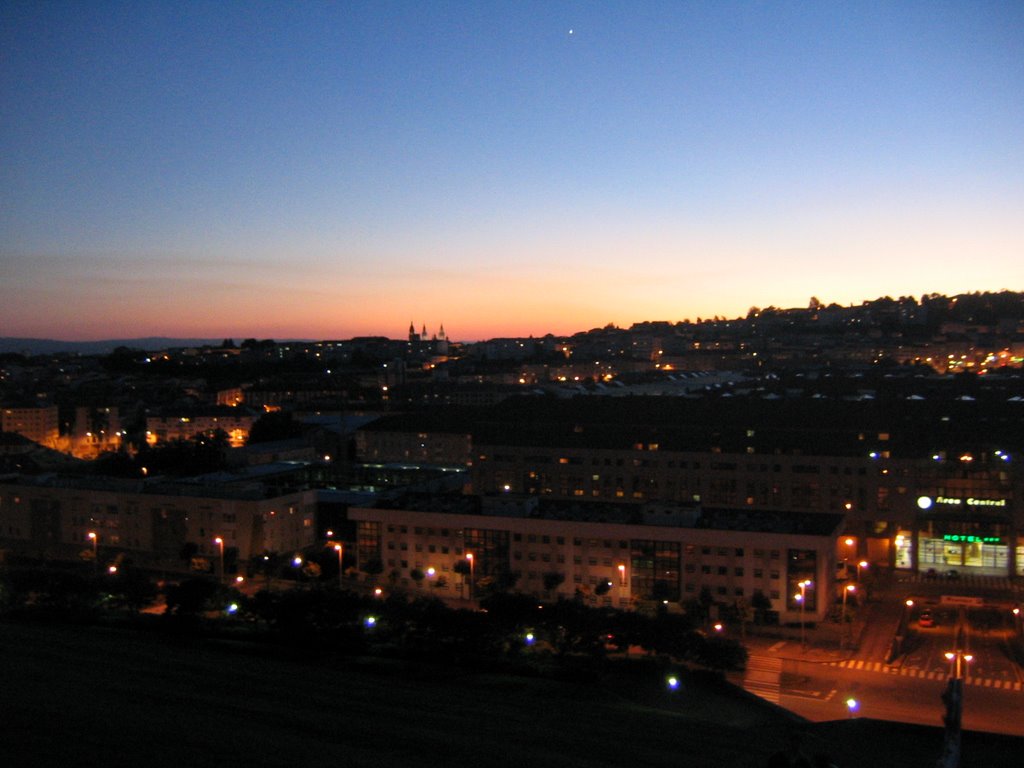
1,291 -> 1023,623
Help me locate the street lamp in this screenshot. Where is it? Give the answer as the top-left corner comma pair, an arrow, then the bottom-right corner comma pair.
856,560 -> 868,582
841,584 -> 856,650
845,698 -> 858,718
617,563 -> 626,586
944,651 -> 974,680
334,543 -> 344,588
87,531 -> 98,575
214,537 -> 225,584
797,580 -> 813,651
466,552 -> 475,598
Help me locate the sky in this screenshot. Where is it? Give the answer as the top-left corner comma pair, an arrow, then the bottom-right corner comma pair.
2,1 -> 1023,342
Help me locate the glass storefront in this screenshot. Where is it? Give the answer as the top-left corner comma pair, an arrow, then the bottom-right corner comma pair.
917,534 -> 1008,571
894,531 -> 913,569
630,539 -> 681,601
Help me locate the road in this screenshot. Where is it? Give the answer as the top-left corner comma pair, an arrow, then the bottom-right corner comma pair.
738,570 -> 1024,736
776,650 -> 1024,736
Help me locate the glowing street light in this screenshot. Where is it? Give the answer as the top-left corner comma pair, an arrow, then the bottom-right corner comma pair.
334,543 -> 344,588
944,651 -> 974,680
214,537 -> 225,583
466,552 -> 475,598
841,584 -> 856,650
797,580 -> 813,651
87,531 -> 98,575
856,560 -> 868,582
845,698 -> 858,718
617,563 -> 626,586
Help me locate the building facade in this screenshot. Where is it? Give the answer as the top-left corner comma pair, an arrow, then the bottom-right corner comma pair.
0,476 -> 318,570
1,405 -> 60,449
349,497 -> 842,623
145,409 -> 257,448
471,445 -> 1022,578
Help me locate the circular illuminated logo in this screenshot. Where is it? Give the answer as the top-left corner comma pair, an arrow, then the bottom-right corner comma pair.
916,496 -> 933,510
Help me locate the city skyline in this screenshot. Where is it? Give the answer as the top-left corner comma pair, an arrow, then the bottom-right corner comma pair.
3,3 -> 1023,342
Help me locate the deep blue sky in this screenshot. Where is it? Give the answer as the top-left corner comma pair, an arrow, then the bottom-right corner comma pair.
2,1 -> 1022,340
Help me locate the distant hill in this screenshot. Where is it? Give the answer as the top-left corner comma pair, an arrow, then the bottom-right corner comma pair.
0,337 -> 229,356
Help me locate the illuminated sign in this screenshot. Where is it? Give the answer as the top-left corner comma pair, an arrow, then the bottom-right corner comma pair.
942,534 -> 1002,544
917,495 -> 1007,510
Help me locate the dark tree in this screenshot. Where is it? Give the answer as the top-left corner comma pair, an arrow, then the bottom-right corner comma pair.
163,577 -> 218,617
247,411 -> 306,444
362,557 -> 384,580
542,571 -> 566,596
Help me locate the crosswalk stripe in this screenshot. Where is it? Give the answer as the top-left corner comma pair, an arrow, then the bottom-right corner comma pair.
755,652 -> 1020,692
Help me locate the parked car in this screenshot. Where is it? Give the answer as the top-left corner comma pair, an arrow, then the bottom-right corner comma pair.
924,568 -> 938,581
944,569 -> 960,580
918,610 -> 936,628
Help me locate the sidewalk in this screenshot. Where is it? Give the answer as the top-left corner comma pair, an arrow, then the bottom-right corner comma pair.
743,571 -> 902,664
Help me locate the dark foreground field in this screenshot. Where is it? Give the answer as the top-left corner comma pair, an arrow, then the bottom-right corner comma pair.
0,620 -> 1019,768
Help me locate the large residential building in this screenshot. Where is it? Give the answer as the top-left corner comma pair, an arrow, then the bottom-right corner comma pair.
145,408 -> 258,448
350,495 -> 842,623
0,474 -> 318,571
1,405 -> 60,449
357,394 -> 1024,579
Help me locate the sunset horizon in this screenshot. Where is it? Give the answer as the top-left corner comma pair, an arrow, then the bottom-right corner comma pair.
3,4 -> 1022,344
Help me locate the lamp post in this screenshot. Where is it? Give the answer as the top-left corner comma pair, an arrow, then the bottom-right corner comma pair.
844,538 -> 855,575
797,579 -> 812,651
944,651 -> 974,680
466,552 -> 474,598
87,531 -> 98,575
856,560 -> 868,582
214,537 -> 225,584
334,543 -> 344,588
841,584 -> 856,650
